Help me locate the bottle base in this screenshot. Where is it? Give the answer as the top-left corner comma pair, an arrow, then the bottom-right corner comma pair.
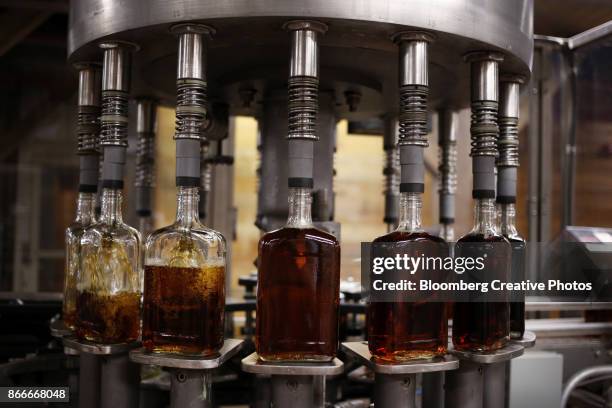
143,341 -> 222,357
76,331 -> 138,345
370,348 -> 446,363
257,352 -> 335,363
453,338 -> 508,353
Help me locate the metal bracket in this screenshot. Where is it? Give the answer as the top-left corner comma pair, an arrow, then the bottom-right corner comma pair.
130,339 -> 244,408
242,352 -> 343,408
341,342 -> 459,408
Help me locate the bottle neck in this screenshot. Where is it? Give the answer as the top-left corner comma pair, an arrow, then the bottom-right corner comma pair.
100,188 -> 123,224
498,202 -> 518,237
472,198 -> 498,234
75,192 -> 97,225
441,223 -> 454,242
397,192 -> 423,232
176,186 -> 200,227
287,187 -> 313,228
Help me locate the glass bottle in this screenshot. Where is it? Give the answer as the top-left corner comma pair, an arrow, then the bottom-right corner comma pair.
453,198 -> 511,352
440,223 -> 455,243
499,202 -> 526,339
368,192 -> 448,362
63,192 -> 96,330
139,215 -> 153,239
256,187 -> 340,362
143,186 -> 226,355
76,188 -> 142,343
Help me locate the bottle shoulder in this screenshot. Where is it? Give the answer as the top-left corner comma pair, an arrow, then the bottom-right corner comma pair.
457,231 -> 509,243
374,230 -> 446,243
261,226 -> 339,247
147,223 -> 226,247
81,221 -> 141,245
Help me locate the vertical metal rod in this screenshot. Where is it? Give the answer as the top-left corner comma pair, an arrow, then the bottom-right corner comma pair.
438,109 -> 458,241
483,363 -> 506,408
383,115 -> 399,231
100,353 -> 139,408
78,353 -> 100,408
313,376 -> 326,408
271,375 -> 314,408
253,375 -> 272,408
134,98 -> 157,236
170,369 -> 211,408
170,23 -> 214,188
560,49 -> 577,229
422,372 -> 445,408
445,362 -> 483,408
527,46 -> 542,281
99,41 -> 133,190
465,51 -> 504,200
374,373 -> 416,408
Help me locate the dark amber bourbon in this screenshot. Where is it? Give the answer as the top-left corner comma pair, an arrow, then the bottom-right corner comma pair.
143,265 -> 225,355
368,231 -> 448,362
256,227 -> 340,362
76,291 -> 141,343
452,233 -> 510,352
506,236 -> 526,339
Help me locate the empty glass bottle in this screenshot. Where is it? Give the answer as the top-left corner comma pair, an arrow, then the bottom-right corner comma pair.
143,186 -> 226,355
256,187 -> 341,362
63,192 -> 96,330
76,188 -> 142,343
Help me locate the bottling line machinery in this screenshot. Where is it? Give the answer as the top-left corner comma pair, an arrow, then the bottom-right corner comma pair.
4,0 -> 612,407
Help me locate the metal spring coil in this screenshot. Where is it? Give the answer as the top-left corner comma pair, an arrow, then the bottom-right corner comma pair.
438,141 -> 457,194
287,76 -> 319,140
497,116 -> 519,167
201,143 -> 212,193
175,79 -> 207,140
77,106 -> 100,154
398,85 -> 428,147
100,90 -> 128,147
470,100 -> 499,157
384,147 -> 400,194
134,132 -> 155,188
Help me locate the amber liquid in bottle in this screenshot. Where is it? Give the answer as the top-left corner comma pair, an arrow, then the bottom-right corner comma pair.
142,186 -> 227,355
76,290 -> 141,343
256,188 -> 341,362
76,189 -> 142,344
500,203 -> 526,340
64,192 -> 96,330
453,199 -> 511,352
368,194 -> 448,362
143,264 -> 225,355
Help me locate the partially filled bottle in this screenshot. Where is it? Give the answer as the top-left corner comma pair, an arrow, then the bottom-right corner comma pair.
368,193 -> 448,361
64,63 -> 101,330
142,23 -> 225,356
499,203 -> 526,339
64,191 -> 96,329
256,187 -> 340,361
77,188 -> 142,343
453,198 -> 510,351
143,186 -> 226,355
